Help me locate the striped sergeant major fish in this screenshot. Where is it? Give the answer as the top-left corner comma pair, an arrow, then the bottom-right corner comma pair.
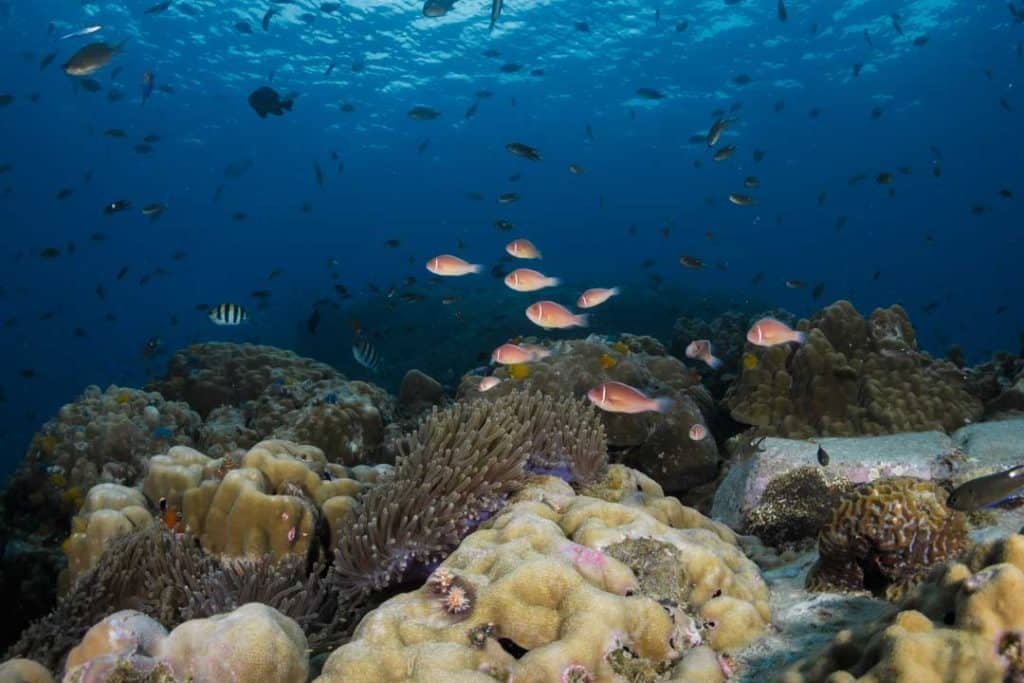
208,302 -> 248,325
352,333 -> 380,372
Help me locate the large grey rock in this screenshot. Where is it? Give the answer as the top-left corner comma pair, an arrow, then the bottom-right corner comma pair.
952,418 -> 1024,477
711,431 -> 954,529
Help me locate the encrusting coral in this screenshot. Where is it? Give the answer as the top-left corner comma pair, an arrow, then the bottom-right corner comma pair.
806,477 -> 969,600
725,300 -> 982,438
743,466 -> 854,549
0,658 -> 53,683
61,603 -> 308,683
316,465 -> 770,682
781,533 -> 1024,682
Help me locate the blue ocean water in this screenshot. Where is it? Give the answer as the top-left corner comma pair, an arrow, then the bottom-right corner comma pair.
0,0 -> 1021,476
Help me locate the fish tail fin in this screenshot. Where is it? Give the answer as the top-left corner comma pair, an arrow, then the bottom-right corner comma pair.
546,277 -> 561,287
470,264 -> 483,274
653,397 -> 674,413
115,38 -> 130,52
574,313 -> 589,327
610,286 -> 621,296
707,355 -> 723,369
793,331 -> 808,344
282,99 -> 294,111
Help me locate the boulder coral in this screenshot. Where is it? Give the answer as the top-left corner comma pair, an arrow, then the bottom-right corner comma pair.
149,342 -> 398,466
0,659 -> 53,683
806,477 -> 969,600
316,467 -> 770,683
457,336 -> 720,495
59,484 -> 153,591
742,466 -> 854,549
142,441 -> 382,560
782,533 -> 1024,682
61,603 -> 308,683
725,300 -> 982,438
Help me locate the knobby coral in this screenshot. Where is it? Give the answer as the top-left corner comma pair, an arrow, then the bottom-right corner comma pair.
725,300 -> 982,438
806,477 -> 969,600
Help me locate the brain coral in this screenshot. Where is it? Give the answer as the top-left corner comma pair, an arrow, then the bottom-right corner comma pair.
806,477 -> 969,600
1,385 -> 201,535
724,300 -> 983,438
62,603 -> 308,683
456,336 -> 720,495
316,467 -> 770,683
782,533 -> 1024,682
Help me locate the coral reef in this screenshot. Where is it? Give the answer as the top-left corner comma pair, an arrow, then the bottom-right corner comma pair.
782,533 -> 1024,682
62,603 -> 308,683
10,524 -> 345,673
963,350 -> 1024,420
806,477 -> 969,600
724,300 -> 982,438
2,385 -> 201,535
457,336 -> 720,495
316,467 -> 769,682
743,466 -> 854,549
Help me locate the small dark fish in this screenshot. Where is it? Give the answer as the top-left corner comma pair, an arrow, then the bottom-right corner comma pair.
232,211 -> 248,221
489,0 -> 503,31
134,143 -> 153,154
73,327 -> 88,338
852,63 -> 863,77
321,1 -> 340,11
143,133 -> 160,143
636,87 -> 665,100
63,41 -> 124,76
19,369 -> 37,379
79,78 -> 102,92
890,13 -> 903,35
732,73 -> 752,85
116,266 -> 129,280
248,86 -> 293,118
876,172 -> 893,185
728,193 -> 754,206
141,203 -> 165,219
817,191 -> 827,207
575,21 -> 589,32
497,192 -> 519,204
39,247 -> 60,259
679,255 -> 703,270
40,51 -> 57,70
314,162 -> 324,188
785,279 -> 806,289
417,138 -> 430,154
712,145 -> 736,162
495,219 -> 513,231
55,188 -> 74,199
325,61 -> 336,76
90,232 -> 107,241
999,188 -> 1014,199
104,199 -> 131,214
816,445 -> 829,466
808,107 -> 821,119
774,99 -> 785,113
262,8 -> 276,30
506,142 -> 541,161
499,62 -> 521,73
144,0 -> 172,14
912,35 -> 929,47
863,29 -> 873,47
95,283 -> 106,300
307,308 -> 321,334
949,464 -> 1024,511
777,0 -> 787,21
676,20 -> 688,32
1000,97 -> 1013,112
141,71 -> 155,104
811,282 -> 825,300
236,21 -> 252,34
408,105 -> 440,120
706,118 -> 729,146
464,101 -> 479,118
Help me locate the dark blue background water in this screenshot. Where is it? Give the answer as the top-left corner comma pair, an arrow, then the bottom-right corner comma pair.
0,0 -> 1021,476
